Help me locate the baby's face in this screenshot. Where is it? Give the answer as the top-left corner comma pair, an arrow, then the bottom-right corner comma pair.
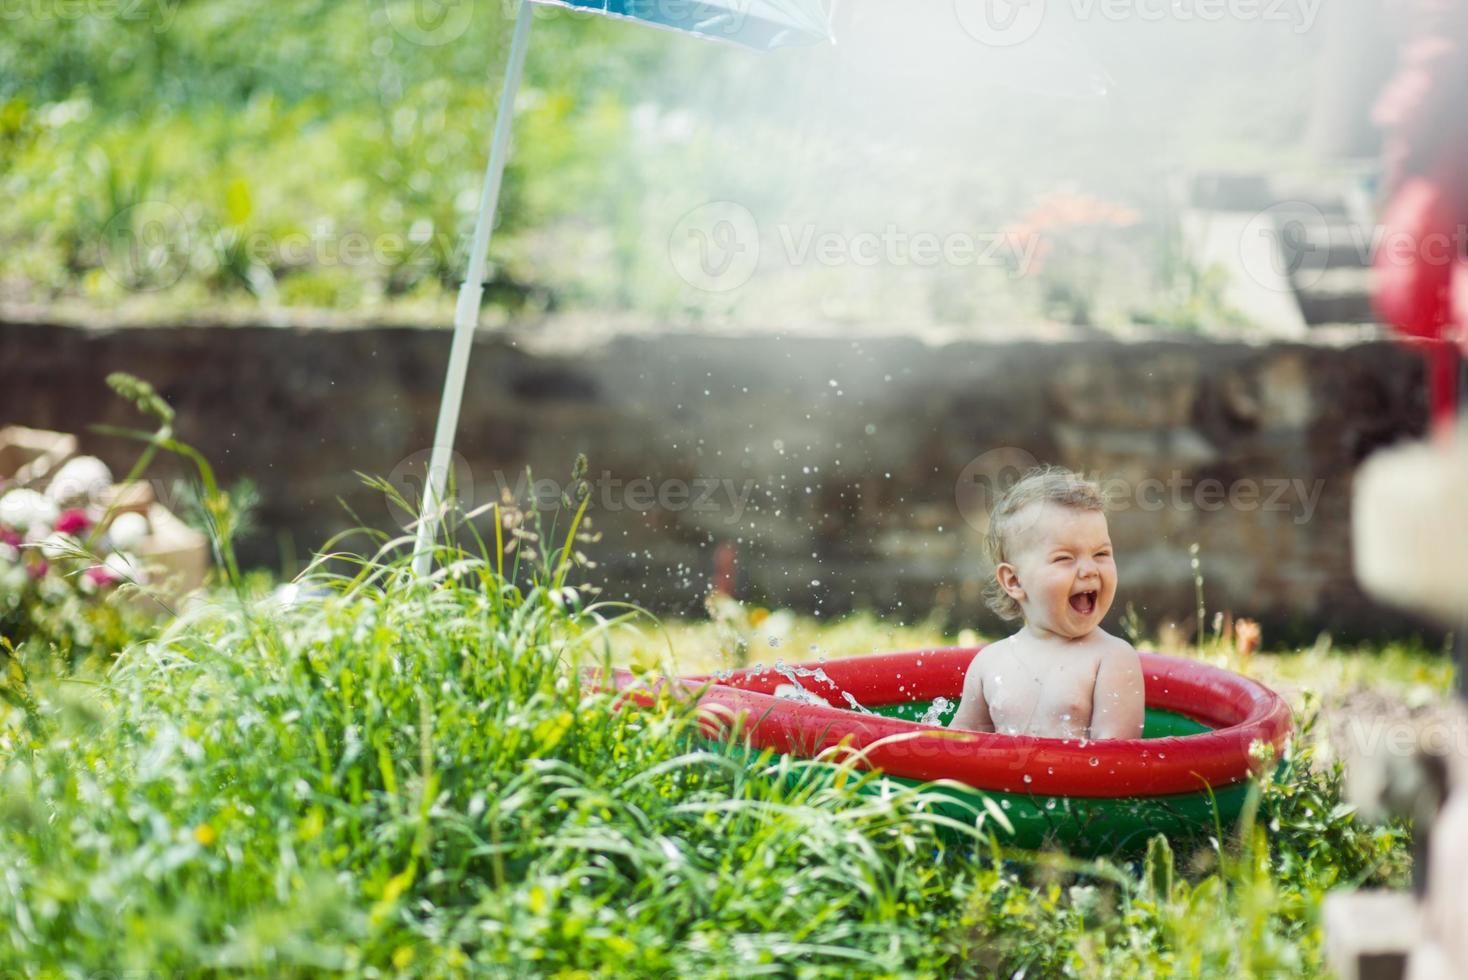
1004,503 -> 1116,639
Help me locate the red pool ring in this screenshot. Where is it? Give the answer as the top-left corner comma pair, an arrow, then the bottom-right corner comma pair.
601,647 -> 1291,799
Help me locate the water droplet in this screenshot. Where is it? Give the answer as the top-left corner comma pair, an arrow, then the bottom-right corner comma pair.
1088,757 -> 1099,767
1157,752 -> 1166,759
1000,799 -> 1011,809
1023,774 -> 1033,784
1045,798 -> 1057,810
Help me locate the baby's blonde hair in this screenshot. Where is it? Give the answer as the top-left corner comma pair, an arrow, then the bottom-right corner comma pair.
984,465 -> 1107,621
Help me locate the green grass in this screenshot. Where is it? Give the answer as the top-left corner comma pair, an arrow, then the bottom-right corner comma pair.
0,542 -> 1003,975
0,540 -> 1435,975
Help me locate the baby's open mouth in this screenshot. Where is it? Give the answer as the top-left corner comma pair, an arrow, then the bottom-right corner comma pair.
1069,590 -> 1097,614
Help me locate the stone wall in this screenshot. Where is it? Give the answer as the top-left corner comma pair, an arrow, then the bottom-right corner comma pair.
0,319 -> 1441,644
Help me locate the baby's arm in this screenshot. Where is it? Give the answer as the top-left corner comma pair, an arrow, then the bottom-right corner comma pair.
1088,642 -> 1145,740
947,652 -> 995,732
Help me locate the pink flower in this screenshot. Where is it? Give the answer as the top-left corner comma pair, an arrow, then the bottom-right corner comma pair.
0,526 -> 20,548
27,558 -> 49,580
84,565 -> 119,588
55,509 -> 91,535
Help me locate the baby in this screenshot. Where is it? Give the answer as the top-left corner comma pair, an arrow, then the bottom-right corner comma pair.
948,466 -> 1145,740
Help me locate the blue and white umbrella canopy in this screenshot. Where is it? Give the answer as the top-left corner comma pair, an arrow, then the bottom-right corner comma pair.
412,0 -> 832,575
538,0 -> 831,50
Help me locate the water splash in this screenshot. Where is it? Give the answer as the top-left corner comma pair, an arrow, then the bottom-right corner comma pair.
774,660 -> 835,688
917,696 -> 952,726
769,659 -> 844,708
774,683 -> 831,707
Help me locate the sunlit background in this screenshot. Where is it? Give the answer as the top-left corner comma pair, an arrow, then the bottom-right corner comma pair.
0,1 -> 1389,333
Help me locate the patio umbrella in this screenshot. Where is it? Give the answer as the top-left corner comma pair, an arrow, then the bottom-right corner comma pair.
412,0 -> 832,576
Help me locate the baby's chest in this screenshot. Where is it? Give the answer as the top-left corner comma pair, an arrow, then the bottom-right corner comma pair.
986,670 -> 1096,728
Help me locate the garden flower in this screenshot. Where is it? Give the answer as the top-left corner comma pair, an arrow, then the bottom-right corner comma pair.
104,551 -> 147,584
55,508 -> 91,535
0,488 -> 58,533
44,456 -> 113,508
83,564 -> 119,589
1235,618 -> 1262,657
0,560 -> 26,595
38,532 -> 78,560
105,511 -> 149,551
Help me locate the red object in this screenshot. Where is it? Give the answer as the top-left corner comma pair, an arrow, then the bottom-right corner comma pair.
711,540 -> 737,597
1371,0 -> 1468,425
55,509 -> 91,535
1372,175 -> 1461,343
597,647 -> 1292,799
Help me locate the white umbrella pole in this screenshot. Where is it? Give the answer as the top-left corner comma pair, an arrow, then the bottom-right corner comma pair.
412,0 -> 535,578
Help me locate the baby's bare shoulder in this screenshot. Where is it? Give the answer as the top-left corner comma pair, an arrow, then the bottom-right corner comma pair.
969,634 -> 1018,664
962,635 -> 1012,679
1094,632 -> 1143,672
1089,628 -> 1136,654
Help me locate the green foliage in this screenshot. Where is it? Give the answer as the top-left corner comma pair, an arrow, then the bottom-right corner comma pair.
0,1 -> 676,314
1259,707 -> 1411,893
0,566 -> 152,673
0,508 -> 1003,974
0,540 -> 1427,976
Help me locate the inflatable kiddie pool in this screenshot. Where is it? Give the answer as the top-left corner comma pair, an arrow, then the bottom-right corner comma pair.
605,647 -> 1292,855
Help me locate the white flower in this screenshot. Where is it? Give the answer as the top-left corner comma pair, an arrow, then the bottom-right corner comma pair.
106,511 -> 150,551
39,532 -> 79,560
0,543 -> 18,564
104,550 -> 147,584
0,488 -> 59,534
0,561 -> 26,596
44,456 -> 113,507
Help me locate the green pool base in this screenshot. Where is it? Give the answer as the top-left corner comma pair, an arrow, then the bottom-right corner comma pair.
717,702 -> 1257,857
